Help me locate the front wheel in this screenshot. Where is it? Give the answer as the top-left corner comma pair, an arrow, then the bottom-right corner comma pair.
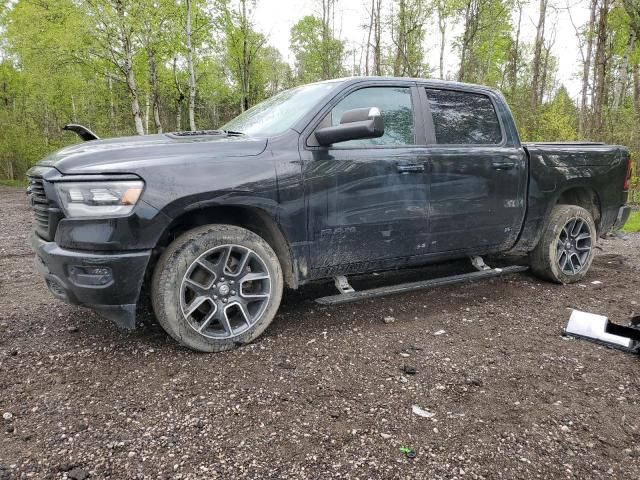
151,225 -> 283,352
529,204 -> 597,284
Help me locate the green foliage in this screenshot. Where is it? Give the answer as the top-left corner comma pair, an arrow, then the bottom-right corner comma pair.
456,0 -> 514,85
621,211 -> 640,232
290,15 -> 345,83
1,0 -> 640,199
220,0 -> 292,110
0,0 -> 292,180
0,179 -> 27,187
391,0 -> 430,77
528,87 -> 579,142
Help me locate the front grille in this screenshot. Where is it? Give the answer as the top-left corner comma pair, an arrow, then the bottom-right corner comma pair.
27,176 -> 51,239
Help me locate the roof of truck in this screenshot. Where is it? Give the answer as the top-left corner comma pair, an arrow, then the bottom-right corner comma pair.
317,76 -> 501,95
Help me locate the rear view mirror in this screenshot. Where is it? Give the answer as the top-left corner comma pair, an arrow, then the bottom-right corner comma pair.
315,107 -> 384,147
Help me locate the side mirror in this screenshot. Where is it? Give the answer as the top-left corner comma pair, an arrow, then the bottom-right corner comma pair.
315,107 -> 384,147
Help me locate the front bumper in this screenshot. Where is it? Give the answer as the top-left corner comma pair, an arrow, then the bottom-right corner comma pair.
613,205 -> 632,231
31,232 -> 152,329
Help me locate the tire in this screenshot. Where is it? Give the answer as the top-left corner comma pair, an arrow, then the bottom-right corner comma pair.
151,224 -> 283,352
529,204 -> 597,284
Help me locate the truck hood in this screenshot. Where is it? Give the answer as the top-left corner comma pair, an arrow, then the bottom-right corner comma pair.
37,132 -> 268,175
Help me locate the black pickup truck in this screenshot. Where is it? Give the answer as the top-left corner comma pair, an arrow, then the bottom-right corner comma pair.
27,77 -> 632,352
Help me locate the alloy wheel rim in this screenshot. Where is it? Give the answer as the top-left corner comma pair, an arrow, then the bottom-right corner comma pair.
180,244 -> 272,339
556,217 -> 592,275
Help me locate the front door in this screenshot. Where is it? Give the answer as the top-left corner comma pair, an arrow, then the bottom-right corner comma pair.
301,85 -> 431,275
423,87 -> 527,253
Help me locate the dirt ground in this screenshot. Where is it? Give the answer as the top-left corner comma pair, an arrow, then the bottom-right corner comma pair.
1,185 -> 640,480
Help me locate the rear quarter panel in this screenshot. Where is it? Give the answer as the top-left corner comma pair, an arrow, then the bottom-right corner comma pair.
514,143 -> 630,252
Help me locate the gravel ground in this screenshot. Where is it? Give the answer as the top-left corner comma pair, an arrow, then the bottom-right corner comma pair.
1,185 -> 640,479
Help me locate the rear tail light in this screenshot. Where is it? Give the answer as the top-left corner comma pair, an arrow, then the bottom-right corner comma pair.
623,156 -> 632,191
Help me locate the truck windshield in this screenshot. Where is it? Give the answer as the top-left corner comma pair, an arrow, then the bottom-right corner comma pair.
221,81 -> 339,137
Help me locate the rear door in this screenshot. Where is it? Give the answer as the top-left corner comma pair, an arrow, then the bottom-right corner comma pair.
422,87 -> 527,253
300,83 -> 431,273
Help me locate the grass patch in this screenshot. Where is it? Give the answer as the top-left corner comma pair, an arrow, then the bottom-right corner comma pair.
622,210 -> 640,233
0,179 -> 27,188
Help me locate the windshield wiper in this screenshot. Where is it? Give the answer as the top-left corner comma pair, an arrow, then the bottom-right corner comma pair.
221,130 -> 246,137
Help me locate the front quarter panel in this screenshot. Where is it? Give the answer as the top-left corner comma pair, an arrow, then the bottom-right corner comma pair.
141,152 -> 279,221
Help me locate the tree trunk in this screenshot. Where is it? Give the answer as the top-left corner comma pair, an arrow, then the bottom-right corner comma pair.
373,0 -> 382,75
509,3 -> 523,95
108,74 -> 115,131
321,0 -> 328,78
320,0 -> 335,79
633,61 -> 640,152
144,92 -> 150,134
147,48 -> 163,133
6,158 -> 14,181
241,0 -> 249,111
71,95 -> 77,123
173,56 -> 185,132
185,0 -> 197,131
579,0 -> 598,138
458,1 -> 473,82
43,103 -> 50,146
125,65 -> 145,136
625,0 -> 640,151
531,0 -> 547,107
437,1 -> 446,80
592,0 -> 610,138
393,0 -> 406,76
365,0 -> 374,75
114,0 -> 144,136
614,32 -> 634,109
540,44 -> 550,103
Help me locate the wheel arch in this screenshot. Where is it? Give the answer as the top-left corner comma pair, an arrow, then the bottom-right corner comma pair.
554,186 -> 602,234
149,204 -> 297,290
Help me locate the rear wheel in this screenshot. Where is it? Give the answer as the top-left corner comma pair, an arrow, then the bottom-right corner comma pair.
151,225 -> 283,352
529,204 -> 597,284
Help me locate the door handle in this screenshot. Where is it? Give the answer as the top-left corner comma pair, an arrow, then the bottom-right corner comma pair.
492,161 -> 516,171
396,164 -> 425,174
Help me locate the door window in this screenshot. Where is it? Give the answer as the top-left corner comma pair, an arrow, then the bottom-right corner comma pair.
330,87 -> 415,147
426,89 -> 502,145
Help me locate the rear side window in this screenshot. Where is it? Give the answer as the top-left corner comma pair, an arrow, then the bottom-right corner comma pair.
330,87 -> 415,146
426,89 -> 502,145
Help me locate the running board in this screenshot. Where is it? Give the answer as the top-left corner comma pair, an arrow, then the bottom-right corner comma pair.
315,265 -> 529,306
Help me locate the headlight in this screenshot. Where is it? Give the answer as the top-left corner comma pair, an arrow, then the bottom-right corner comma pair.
55,180 -> 144,218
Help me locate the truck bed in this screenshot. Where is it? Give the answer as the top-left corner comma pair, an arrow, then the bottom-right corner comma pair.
515,142 -> 630,251
523,142 -> 625,167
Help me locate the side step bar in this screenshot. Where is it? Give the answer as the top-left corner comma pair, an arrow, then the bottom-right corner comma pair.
315,265 -> 528,306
